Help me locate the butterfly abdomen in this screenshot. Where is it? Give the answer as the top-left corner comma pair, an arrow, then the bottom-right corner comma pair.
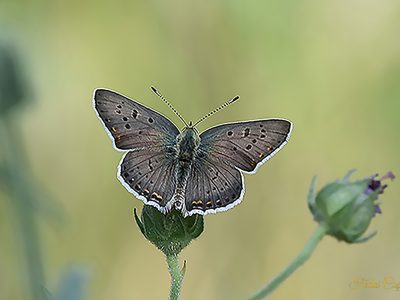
168,128 -> 201,213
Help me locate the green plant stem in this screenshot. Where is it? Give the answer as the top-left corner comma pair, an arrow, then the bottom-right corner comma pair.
248,225 -> 327,300
166,254 -> 183,300
0,118 -> 45,300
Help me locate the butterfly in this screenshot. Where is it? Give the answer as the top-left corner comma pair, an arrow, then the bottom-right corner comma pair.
93,87 -> 292,217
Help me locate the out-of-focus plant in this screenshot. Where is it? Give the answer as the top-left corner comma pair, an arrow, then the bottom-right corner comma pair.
0,41 -> 46,300
43,266 -> 89,300
248,170 -> 395,300
0,40 -> 88,300
0,44 -> 27,115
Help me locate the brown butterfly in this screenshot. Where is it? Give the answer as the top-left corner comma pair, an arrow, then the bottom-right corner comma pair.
93,87 -> 292,216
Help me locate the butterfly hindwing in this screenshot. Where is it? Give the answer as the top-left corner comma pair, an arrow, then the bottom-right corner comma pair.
184,153 -> 243,215
199,119 -> 292,173
94,89 -> 179,150
119,150 -> 177,210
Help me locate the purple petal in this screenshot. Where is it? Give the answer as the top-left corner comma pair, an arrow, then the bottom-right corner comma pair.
364,187 -> 374,195
374,204 -> 382,215
367,180 -> 381,192
381,171 -> 395,181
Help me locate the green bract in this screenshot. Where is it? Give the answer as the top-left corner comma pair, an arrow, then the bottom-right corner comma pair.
134,205 -> 204,256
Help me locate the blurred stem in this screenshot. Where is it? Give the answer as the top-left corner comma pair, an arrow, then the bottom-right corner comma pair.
248,225 -> 327,300
166,254 -> 183,300
0,117 -> 45,300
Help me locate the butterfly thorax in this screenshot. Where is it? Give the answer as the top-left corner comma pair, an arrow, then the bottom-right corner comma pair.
176,127 -> 200,165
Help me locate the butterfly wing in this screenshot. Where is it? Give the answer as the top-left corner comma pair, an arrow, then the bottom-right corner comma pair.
94,89 -> 180,209
199,119 -> 292,174
93,89 -> 179,150
119,150 -> 177,211
184,153 -> 244,216
182,119 -> 291,215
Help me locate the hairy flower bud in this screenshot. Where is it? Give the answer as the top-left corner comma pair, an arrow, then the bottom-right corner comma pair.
308,170 -> 394,243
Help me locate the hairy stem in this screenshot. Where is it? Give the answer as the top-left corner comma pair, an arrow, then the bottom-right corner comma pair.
166,254 -> 183,300
248,225 -> 327,300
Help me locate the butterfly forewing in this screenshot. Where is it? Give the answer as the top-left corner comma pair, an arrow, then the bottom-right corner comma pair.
199,119 -> 292,173
94,89 -> 179,150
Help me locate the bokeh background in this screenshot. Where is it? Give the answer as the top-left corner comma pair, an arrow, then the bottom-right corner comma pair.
1,1 -> 399,299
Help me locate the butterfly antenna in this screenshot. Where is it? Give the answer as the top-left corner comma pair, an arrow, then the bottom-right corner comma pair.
193,95 -> 240,127
150,86 -> 189,127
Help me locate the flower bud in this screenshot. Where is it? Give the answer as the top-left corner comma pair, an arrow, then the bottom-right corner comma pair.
134,205 -> 204,256
308,170 -> 394,243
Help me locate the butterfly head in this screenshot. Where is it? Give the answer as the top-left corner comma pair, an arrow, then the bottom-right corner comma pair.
178,126 -> 200,148
186,120 -> 199,133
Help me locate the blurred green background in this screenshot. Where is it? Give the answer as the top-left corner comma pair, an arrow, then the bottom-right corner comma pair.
1,1 -> 399,299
